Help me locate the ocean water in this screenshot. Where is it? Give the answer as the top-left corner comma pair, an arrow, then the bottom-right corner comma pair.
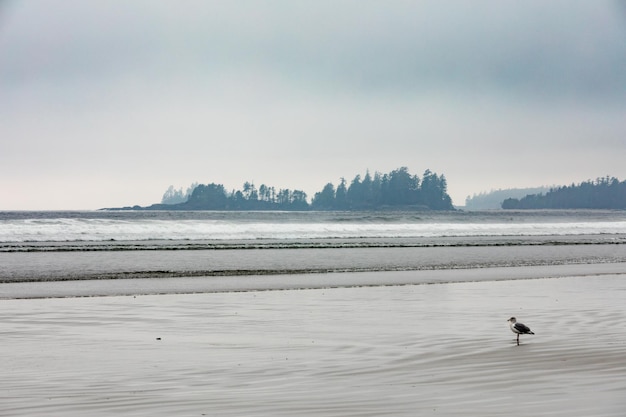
2,210 -> 626,245
1,210 -> 626,296
2,211 -> 626,416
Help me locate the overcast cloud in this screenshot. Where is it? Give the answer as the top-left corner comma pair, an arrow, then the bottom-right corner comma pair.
1,1 -> 625,209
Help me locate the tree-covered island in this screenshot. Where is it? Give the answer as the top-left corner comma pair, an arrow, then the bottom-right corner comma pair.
502,176 -> 626,209
124,167 -> 454,211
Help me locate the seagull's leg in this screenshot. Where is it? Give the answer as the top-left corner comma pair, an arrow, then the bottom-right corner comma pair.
516,334 -> 520,346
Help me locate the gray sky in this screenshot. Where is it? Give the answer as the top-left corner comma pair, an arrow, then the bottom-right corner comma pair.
1,1 -> 625,210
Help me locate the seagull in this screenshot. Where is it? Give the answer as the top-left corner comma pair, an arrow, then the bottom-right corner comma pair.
507,317 -> 534,346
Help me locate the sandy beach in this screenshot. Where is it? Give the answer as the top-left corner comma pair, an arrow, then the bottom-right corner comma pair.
2,265 -> 625,416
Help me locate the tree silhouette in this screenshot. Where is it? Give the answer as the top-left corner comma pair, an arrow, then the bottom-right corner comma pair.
502,177 -> 626,209
152,167 -> 455,211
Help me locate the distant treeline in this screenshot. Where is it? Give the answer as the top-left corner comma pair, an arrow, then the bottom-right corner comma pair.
502,177 -> 626,209
464,187 -> 551,210
311,167 -> 452,210
144,167 -> 453,211
183,182 -> 310,210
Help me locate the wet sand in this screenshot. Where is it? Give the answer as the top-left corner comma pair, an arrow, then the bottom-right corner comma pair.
2,267 -> 626,416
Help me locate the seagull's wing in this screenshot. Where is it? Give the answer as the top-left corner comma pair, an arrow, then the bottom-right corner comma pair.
513,322 -> 532,334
